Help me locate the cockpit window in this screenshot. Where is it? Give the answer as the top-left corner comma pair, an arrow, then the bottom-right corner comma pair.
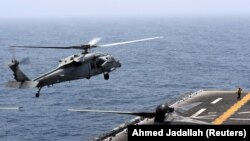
96,58 -> 105,68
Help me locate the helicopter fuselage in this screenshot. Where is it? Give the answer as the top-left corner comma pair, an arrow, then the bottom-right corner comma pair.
34,52 -> 121,87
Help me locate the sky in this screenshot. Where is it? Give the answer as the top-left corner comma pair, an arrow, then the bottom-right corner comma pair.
0,0 -> 250,19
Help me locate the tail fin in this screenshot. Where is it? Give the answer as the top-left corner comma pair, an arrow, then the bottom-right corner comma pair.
6,59 -> 38,89
8,59 -> 30,81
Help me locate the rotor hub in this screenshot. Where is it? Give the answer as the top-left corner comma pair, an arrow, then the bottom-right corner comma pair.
155,104 -> 174,122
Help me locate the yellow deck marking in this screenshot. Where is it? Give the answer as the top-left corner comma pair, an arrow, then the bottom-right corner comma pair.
212,92 -> 250,125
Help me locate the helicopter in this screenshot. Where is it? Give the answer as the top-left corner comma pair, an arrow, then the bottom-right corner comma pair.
68,102 -> 209,125
6,37 -> 162,98
68,99 -> 210,140
67,91 -> 218,141
68,89 -> 250,141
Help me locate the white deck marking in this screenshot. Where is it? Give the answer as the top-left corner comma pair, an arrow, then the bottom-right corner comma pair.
211,98 -> 223,104
191,115 -> 217,120
238,111 -> 250,114
191,108 -> 206,118
230,118 -> 250,121
208,112 -> 217,115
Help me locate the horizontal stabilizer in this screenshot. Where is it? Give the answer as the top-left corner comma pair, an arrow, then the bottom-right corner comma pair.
0,107 -> 23,110
6,81 -> 38,89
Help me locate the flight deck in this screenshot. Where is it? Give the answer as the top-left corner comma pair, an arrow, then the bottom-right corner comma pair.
93,90 -> 250,141
173,90 -> 250,124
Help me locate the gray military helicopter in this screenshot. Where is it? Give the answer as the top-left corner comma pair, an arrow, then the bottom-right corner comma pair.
6,37 -> 162,98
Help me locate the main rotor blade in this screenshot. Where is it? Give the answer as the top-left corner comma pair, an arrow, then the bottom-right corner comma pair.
68,109 -> 155,118
11,36 -> 162,50
88,37 -> 102,46
98,36 -> 163,47
10,46 -> 82,49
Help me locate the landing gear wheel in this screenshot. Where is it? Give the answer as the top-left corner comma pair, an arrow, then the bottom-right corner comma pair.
86,77 -> 91,79
35,87 -> 42,98
104,73 -> 109,80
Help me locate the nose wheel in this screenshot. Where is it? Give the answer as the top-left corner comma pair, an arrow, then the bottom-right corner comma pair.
35,87 -> 42,98
104,73 -> 109,80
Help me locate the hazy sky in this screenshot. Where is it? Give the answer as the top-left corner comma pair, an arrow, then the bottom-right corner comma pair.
1,0 -> 250,19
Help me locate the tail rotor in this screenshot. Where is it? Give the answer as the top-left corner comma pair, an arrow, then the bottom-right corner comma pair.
8,47 -> 30,65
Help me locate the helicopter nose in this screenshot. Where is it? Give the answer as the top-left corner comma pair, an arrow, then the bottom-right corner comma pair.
117,61 -> 121,67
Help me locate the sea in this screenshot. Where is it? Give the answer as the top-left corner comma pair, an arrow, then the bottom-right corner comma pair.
0,16 -> 250,141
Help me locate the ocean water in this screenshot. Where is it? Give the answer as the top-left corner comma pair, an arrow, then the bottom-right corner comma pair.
0,17 -> 250,141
